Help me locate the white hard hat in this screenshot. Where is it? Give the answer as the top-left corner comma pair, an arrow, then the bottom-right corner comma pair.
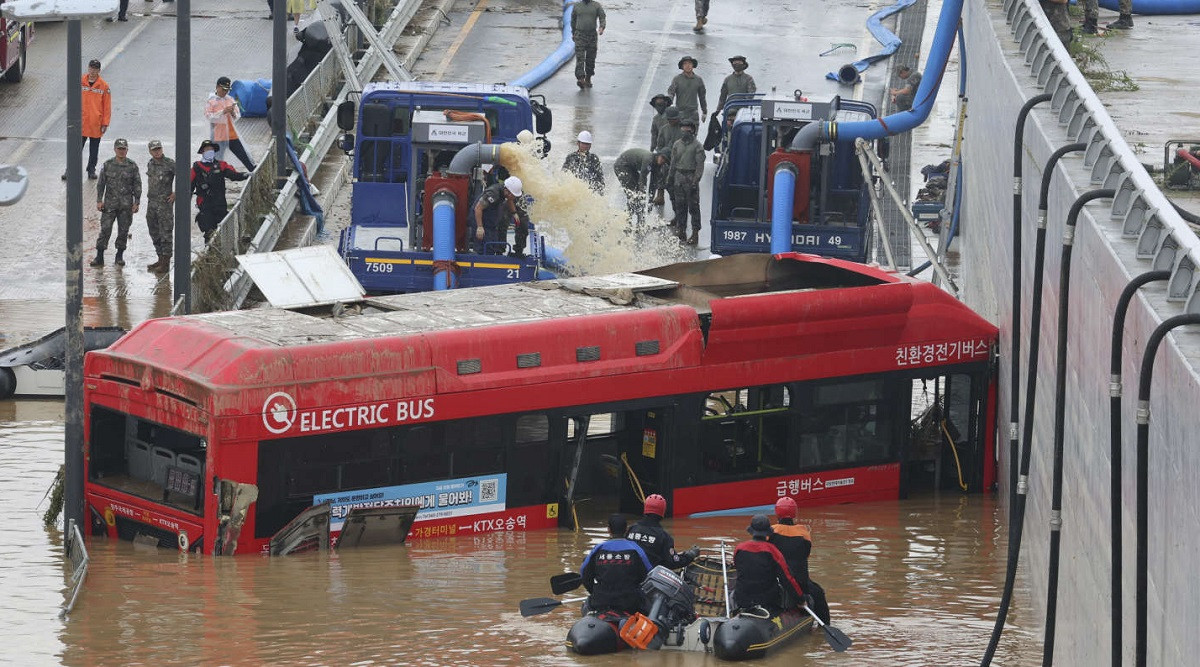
504,176 -> 523,197
577,130 -> 593,144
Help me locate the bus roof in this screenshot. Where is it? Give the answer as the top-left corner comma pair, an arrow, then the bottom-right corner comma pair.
361,81 -> 530,99
86,254 -> 998,407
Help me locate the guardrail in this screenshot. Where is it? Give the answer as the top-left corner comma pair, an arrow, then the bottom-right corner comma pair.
1002,0 -> 1200,315
60,519 -> 89,619
187,0 -> 428,312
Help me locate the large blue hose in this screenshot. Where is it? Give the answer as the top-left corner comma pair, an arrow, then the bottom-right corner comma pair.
826,0 -> 918,84
823,0 -> 963,142
770,165 -> 797,254
432,194 -> 458,290
509,0 -> 575,90
1099,0 -> 1200,12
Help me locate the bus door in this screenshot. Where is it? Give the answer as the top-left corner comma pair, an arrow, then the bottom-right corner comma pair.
906,369 -> 991,493
557,408 -> 666,528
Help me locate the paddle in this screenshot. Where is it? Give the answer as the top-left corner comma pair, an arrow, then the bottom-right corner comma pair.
802,603 -> 852,652
519,595 -> 588,617
550,572 -> 583,595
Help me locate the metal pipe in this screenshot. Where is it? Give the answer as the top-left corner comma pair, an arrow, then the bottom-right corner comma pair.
64,19 -> 84,531
1108,269 -> 1169,667
1043,188 -> 1114,666
1135,313 -> 1200,666
448,142 -> 503,175
770,163 -> 797,254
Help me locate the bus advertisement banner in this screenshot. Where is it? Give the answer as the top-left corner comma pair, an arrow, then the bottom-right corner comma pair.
315,474 -> 508,532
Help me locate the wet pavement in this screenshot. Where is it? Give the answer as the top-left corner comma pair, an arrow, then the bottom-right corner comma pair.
0,2 -> 298,347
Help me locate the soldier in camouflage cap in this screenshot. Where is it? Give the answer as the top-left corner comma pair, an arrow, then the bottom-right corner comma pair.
144,139 -> 176,273
92,138 -> 142,267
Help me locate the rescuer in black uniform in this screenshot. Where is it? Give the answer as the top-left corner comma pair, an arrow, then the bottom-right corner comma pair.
770,496 -> 830,623
732,514 -> 804,613
626,494 -> 700,570
579,514 -> 653,614
190,139 -> 249,244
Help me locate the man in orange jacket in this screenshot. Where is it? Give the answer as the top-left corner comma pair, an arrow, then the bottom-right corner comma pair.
63,59 -> 112,181
770,496 -> 830,624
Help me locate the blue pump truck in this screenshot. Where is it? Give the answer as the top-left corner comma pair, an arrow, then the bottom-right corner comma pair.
708,93 -> 881,262
335,82 -> 553,293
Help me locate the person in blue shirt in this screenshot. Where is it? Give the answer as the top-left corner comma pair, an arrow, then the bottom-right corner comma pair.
580,514 -> 653,614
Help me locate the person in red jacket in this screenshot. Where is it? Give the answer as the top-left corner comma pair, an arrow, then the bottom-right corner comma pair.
732,514 -> 804,614
63,59 -> 111,181
190,139 -> 249,243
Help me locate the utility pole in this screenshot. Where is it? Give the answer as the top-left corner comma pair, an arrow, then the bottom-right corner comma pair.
173,0 -> 192,313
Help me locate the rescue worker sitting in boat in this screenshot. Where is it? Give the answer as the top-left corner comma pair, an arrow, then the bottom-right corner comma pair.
732,514 -> 805,614
626,494 -> 701,570
770,496 -> 830,624
579,514 -> 654,615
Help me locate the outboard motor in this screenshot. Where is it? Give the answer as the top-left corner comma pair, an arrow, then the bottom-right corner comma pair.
638,565 -> 697,648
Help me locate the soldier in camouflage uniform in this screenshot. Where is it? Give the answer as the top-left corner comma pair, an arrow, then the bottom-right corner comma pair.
92,138 -> 142,267
655,107 -> 683,211
693,0 -> 709,32
648,94 -> 671,205
668,118 -> 705,245
571,0 -> 606,89
1040,0 -> 1073,45
668,56 -> 707,125
144,139 -> 176,273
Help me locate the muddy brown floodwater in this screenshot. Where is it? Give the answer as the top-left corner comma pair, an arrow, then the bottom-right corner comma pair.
1,399 -> 1040,665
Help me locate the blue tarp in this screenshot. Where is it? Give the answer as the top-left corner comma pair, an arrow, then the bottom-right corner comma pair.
231,78 -> 272,117
826,0 -> 918,83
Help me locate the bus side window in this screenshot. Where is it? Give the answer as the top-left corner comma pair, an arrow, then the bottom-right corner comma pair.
508,414 -> 552,507
698,385 -> 790,481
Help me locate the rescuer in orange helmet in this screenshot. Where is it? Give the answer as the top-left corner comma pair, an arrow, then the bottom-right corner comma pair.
770,496 -> 830,623
625,493 -> 700,570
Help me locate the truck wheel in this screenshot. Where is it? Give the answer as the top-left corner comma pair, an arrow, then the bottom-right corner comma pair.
2,32 -> 26,83
0,367 -> 16,399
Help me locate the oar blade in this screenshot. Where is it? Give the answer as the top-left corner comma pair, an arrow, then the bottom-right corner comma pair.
822,624 -> 852,652
519,597 -> 562,617
550,572 -> 583,595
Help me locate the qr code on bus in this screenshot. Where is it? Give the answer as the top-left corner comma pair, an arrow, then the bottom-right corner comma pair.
480,478 -> 499,503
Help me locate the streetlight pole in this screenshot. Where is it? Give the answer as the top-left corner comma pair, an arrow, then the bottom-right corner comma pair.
64,19 -> 84,532
173,0 -> 191,312
3,0 -> 121,533
272,0 -> 287,184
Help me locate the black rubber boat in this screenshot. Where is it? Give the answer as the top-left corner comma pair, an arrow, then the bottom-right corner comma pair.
711,606 -> 812,660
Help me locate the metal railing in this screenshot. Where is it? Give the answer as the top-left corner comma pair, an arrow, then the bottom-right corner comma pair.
185,0 -> 429,312
60,519 -> 89,619
1002,0 -> 1200,314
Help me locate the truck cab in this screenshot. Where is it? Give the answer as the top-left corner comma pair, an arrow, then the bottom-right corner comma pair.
709,94 -> 878,262
336,82 -> 554,294
0,4 -> 33,83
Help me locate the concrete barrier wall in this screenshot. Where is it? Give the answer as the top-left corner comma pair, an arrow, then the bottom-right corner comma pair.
962,0 -> 1200,663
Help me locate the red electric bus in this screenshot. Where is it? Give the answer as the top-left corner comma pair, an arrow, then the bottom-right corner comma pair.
82,253 -> 998,555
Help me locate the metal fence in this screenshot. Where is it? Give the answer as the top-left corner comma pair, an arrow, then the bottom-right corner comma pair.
60,519 -> 89,619
1002,0 -> 1200,314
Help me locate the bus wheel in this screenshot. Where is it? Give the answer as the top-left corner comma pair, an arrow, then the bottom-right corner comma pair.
0,367 -> 15,399
2,32 -> 26,83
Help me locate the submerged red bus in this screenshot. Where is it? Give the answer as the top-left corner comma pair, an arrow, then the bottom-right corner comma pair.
82,253 -> 998,555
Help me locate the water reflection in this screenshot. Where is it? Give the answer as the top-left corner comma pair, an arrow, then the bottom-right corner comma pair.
0,405 -> 1038,665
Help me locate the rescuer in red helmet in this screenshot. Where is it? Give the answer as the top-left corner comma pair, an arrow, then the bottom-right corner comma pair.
625,494 -> 700,570
769,496 -> 830,624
